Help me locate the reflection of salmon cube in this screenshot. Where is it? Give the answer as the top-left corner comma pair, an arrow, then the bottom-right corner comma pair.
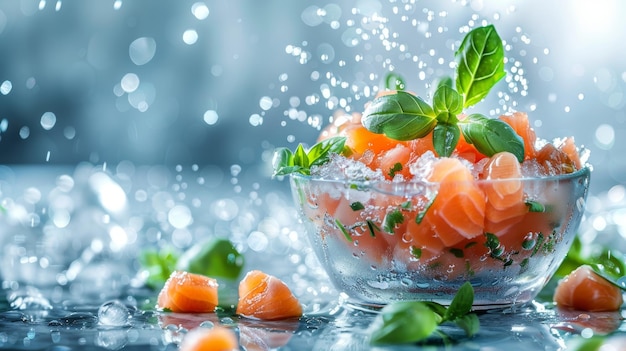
179,326 -> 238,351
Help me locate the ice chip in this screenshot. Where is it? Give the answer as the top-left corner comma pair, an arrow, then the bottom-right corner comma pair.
521,159 -> 545,178
98,300 -> 130,326
472,157 -> 490,179
408,151 -> 437,181
311,153 -> 383,181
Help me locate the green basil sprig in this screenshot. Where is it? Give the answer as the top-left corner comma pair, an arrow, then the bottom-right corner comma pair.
362,25 -> 524,162
370,282 -> 479,345
272,136 -> 347,176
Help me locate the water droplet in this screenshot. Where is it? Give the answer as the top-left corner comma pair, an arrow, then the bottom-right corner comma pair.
129,37 -> 157,66
168,205 -> 193,229
259,96 -> 273,110
521,233 -> 536,250
595,124 -> 615,150
247,231 -> 268,252
0,80 -> 12,95
121,73 -> 140,93
191,2 -> 209,20
40,112 -> 57,130
203,110 -> 219,125
97,300 -> 130,327
182,29 -> 198,45
50,330 -> 61,342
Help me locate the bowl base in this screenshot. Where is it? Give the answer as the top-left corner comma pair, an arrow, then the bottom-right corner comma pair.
343,297 -> 536,313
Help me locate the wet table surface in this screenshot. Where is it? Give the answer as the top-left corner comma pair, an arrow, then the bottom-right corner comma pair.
0,164 -> 625,350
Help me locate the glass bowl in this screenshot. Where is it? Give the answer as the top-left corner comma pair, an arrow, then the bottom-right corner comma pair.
290,167 -> 591,310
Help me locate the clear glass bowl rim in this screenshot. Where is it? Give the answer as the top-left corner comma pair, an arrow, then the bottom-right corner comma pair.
289,165 -> 591,188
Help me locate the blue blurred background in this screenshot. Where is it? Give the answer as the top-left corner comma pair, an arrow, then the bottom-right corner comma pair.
0,0 -> 624,196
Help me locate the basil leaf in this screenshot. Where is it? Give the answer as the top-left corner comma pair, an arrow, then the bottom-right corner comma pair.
272,147 -> 294,176
444,281 -> 474,322
362,91 -> 437,141
271,137 -> 347,176
370,301 -> 440,345
590,263 -> 626,291
385,72 -> 406,91
176,237 -> 245,280
566,336 -> 606,351
139,246 -> 180,289
433,122 -> 461,157
293,144 -> 308,169
431,75 -> 453,97
422,301 -> 448,317
453,313 -> 480,337
455,24 -> 506,108
433,85 -> 463,115
307,136 -> 347,167
459,114 -> 524,162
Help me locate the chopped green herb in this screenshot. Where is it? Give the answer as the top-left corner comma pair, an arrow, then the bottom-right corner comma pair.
530,232 -> 544,257
388,162 -> 403,178
450,248 -> 464,258
416,196 -> 436,224
335,219 -> 352,242
350,201 -> 365,211
520,258 -> 529,269
366,220 -> 380,237
541,231 -> 558,254
465,241 -> 477,249
525,200 -> 551,212
383,209 -> 405,234
411,246 -> 422,259
401,200 -> 412,210
484,233 -> 500,251
465,261 -> 475,277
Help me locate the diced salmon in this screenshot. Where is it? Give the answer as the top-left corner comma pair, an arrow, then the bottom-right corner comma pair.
554,265 -> 623,312
480,152 -> 528,235
157,271 -> 219,313
236,270 -> 303,320
499,112 -> 537,160
535,143 -> 577,175
424,158 -> 486,247
555,136 -> 582,171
